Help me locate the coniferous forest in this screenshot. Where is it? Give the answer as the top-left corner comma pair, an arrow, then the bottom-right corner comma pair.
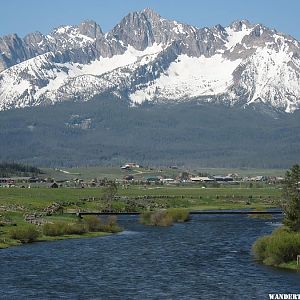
0,94 -> 299,168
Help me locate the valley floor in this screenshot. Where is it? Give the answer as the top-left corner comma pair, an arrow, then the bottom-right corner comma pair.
0,184 -> 281,249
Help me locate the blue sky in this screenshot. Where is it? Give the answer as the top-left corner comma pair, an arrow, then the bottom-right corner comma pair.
1,0 -> 300,39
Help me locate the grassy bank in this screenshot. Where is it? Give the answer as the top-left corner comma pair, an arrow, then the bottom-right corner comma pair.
0,214 -> 122,249
0,231 -> 111,249
278,261 -> 300,270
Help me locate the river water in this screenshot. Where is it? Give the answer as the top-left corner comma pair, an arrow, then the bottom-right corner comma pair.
0,214 -> 299,299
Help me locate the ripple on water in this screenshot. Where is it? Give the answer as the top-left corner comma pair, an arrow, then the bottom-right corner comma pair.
0,215 -> 299,299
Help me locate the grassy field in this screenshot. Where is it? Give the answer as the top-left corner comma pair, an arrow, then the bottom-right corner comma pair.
0,183 -> 282,249
0,185 -> 282,210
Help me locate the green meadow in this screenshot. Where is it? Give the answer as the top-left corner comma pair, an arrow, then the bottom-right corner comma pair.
0,166 -> 283,249
0,185 -> 281,211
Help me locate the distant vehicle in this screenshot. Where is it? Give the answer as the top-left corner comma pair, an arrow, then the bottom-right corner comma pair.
121,163 -> 141,170
121,165 -> 131,170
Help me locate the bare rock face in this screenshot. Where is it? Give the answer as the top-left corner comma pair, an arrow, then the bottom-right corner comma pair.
0,20 -> 105,72
24,31 -> 52,55
1,8 -> 300,113
78,20 -> 103,39
0,34 -> 31,71
109,8 -> 226,57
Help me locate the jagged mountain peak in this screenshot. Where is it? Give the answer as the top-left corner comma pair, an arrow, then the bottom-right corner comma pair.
109,8 -> 166,50
142,7 -> 161,16
125,8 -> 163,22
225,20 -> 277,45
51,20 -> 103,39
213,24 -> 226,32
78,20 -> 103,39
229,19 -> 252,31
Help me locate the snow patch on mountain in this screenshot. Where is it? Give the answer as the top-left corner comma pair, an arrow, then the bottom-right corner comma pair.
0,43 -> 164,109
79,43 -> 163,75
39,43 -> 163,101
239,47 -> 300,112
130,54 -> 241,103
225,25 -> 252,50
48,25 -> 96,48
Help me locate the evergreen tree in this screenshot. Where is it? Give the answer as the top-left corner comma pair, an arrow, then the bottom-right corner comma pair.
282,164 -> 300,231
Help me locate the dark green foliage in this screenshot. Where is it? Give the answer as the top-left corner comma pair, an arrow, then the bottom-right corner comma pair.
252,227 -> 300,265
9,225 -> 41,243
0,161 -> 42,177
282,164 -> 300,231
1,95 -> 300,168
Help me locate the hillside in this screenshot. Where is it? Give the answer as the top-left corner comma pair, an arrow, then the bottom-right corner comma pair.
0,94 -> 299,168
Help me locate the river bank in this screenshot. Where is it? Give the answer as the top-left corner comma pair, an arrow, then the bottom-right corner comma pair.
1,207 -> 281,250
0,213 -> 122,249
0,230 -> 111,249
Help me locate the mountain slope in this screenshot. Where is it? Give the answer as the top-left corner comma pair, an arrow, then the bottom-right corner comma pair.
1,9 -> 300,112
0,95 -> 299,168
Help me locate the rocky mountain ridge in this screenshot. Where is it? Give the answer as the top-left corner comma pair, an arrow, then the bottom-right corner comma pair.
1,8 -> 300,112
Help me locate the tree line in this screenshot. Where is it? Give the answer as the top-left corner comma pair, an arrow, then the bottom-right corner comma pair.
0,161 -> 42,177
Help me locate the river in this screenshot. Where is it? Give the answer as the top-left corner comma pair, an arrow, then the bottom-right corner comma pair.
0,214 -> 299,299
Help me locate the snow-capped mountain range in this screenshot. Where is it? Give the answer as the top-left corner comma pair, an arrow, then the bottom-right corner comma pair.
1,8 -> 300,112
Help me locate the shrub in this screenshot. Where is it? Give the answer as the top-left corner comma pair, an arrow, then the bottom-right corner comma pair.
140,210 -> 173,226
167,209 -> 190,223
9,225 -> 40,243
252,227 -> 300,266
83,216 -> 102,232
140,212 -> 152,225
252,235 -> 271,262
98,224 -> 123,233
107,215 -> 117,227
83,215 -> 122,233
151,211 -> 173,226
43,222 -> 67,236
140,209 -> 190,227
43,221 -> 87,236
64,222 -> 87,235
